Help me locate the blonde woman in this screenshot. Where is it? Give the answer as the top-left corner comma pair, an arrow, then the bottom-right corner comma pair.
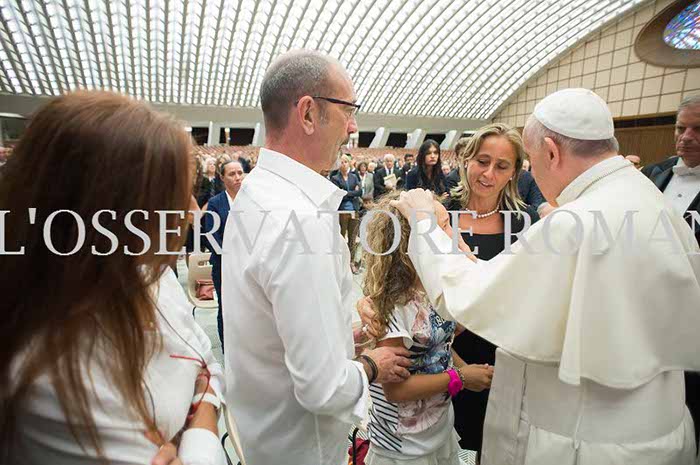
446,123 -> 539,459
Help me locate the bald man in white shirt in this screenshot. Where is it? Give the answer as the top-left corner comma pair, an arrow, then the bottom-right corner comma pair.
221,50 -> 410,465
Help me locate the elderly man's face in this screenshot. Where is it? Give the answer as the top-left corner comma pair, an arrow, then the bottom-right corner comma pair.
676,105 -> 700,167
319,68 -> 359,170
523,123 -> 559,203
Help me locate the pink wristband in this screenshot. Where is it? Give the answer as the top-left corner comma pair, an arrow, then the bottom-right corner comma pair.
446,369 -> 463,397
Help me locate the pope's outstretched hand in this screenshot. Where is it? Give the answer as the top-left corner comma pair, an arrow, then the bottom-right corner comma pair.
389,189 -> 436,221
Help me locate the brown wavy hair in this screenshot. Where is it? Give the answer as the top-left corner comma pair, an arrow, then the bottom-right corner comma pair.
362,191 -> 422,338
0,91 -> 192,460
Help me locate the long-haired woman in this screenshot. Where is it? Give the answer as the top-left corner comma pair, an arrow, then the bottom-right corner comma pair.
0,91 -> 224,465
405,139 -> 448,196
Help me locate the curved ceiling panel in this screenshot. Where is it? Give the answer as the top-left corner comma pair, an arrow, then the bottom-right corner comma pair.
0,0 -> 647,119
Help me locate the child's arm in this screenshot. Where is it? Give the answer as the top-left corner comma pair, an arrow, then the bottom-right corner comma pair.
451,349 -> 494,392
378,338 -> 451,403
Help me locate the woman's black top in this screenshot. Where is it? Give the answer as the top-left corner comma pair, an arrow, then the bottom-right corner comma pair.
405,166 -> 447,196
446,200 -> 539,453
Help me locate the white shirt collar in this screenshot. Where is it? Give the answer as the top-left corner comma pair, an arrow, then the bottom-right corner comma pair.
556,155 -> 631,206
673,157 -> 700,177
256,148 -> 344,209
225,190 -> 235,207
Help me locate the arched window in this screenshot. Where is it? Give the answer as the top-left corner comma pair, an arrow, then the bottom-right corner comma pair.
663,1 -> 700,50
636,0 -> 700,68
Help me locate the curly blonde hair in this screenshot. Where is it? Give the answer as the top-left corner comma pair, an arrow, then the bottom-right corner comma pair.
362,191 -> 423,338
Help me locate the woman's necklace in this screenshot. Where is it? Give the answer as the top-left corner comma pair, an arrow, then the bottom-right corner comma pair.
475,207 -> 499,219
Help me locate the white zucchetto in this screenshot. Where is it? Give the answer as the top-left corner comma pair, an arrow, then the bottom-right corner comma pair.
533,88 -> 615,140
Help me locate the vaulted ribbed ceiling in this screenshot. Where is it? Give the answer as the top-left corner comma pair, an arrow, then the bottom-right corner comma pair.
0,0 -> 648,119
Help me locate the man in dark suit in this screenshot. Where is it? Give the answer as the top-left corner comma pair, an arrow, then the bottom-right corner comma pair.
642,96 -> 699,245
203,160 -> 245,348
399,153 -> 415,189
373,153 -> 403,199
641,95 -> 700,454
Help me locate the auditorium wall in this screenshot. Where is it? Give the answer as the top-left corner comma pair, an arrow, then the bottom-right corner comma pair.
491,0 -> 699,164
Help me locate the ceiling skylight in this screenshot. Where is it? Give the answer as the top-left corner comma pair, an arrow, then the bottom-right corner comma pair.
0,0 -> 647,119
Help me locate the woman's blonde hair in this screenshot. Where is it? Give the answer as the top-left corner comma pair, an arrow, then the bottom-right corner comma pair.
451,123 -> 526,212
362,192 -> 421,338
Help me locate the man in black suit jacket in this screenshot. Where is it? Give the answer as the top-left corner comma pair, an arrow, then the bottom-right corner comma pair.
641,95 -> 700,453
641,96 -> 699,245
374,154 -> 403,199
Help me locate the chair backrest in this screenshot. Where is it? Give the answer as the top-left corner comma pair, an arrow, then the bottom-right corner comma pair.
187,252 -> 212,295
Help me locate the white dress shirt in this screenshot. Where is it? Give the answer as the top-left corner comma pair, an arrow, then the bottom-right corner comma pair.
12,268 -> 226,465
664,157 -> 700,217
221,148 -> 368,465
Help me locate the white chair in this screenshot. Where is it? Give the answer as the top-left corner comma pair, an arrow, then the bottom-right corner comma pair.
186,252 -> 218,318
221,404 -> 247,465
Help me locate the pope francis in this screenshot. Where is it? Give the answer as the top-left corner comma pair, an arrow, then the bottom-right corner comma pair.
391,89 -> 700,465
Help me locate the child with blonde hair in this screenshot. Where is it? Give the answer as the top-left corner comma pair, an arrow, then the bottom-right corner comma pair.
361,192 -> 493,465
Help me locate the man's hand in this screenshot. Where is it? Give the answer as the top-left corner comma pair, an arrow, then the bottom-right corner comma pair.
389,189 -> 436,221
459,364 -> 494,392
363,346 -> 412,384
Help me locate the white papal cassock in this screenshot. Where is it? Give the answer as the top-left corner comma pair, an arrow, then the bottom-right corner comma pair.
408,155 -> 700,465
